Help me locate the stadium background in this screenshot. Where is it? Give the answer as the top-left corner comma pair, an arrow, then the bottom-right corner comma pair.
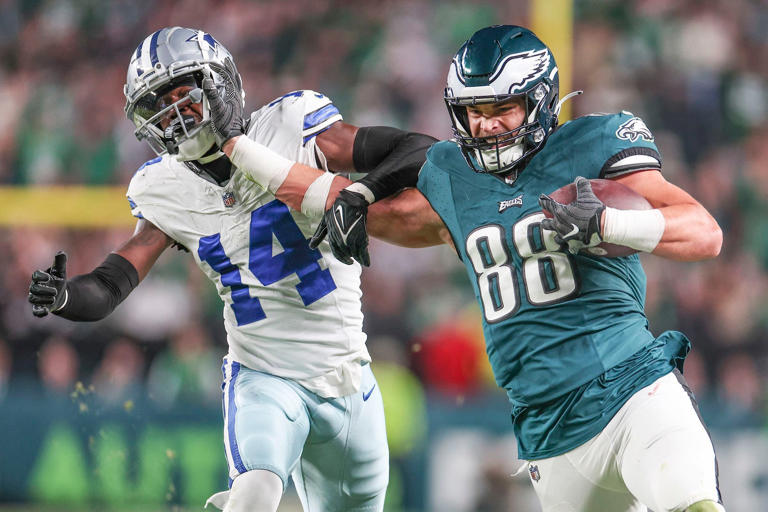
1,0 -> 767,510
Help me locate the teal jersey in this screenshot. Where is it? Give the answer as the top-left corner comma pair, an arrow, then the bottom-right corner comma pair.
418,112 -> 690,458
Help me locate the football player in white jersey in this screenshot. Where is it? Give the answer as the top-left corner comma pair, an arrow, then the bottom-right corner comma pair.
28,27 -> 435,512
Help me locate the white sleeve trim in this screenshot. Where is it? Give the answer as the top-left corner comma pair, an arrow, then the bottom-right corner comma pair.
609,154 -> 660,169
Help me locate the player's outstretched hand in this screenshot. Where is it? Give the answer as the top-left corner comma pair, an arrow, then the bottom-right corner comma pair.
202,58 -> 245,147
309,189 -> 371,267
28,252 -> 68,317
539,176 -> 605,254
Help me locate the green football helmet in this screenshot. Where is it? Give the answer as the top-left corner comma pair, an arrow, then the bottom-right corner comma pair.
445,25 -> 561,176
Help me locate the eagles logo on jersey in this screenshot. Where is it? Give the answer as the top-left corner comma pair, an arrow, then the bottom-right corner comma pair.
616,116 -> 654,143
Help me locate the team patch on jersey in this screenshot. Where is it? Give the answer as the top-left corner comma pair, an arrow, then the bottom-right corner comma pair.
222,191 -> 236,208
498,195 -> 524,212
616,117 -> 654,143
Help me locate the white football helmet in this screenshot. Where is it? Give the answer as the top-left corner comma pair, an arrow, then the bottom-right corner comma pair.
124,27 -> 245,162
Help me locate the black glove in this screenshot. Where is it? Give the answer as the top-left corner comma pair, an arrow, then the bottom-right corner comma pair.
202,58 -> 245,146
28,252 -> 68,318
309,189 -> 370,266
539,176 -> 605,254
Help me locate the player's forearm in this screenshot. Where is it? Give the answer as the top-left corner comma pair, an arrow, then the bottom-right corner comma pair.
600,203 -> 721,261
223,135 -> 337,214
609,171 -> 722,261
649,204 -> 722,261
55,254 -> 140,321
224,135 -> 294,194
367,189 -> 445,248
274,165 -> 350,213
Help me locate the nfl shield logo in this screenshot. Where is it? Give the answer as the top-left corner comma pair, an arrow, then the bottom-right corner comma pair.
529,464 -> 541,482
222,192 -> 236,208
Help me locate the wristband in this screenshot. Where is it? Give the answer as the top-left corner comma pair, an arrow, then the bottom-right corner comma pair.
230,136 -> 293,194
602,207 -> 666,253
345,182 -> 376,204
300,172 -> 337,218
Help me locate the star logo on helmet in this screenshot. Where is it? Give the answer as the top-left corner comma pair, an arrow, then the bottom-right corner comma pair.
185,33 -> 218,50
491,49 -> 551,93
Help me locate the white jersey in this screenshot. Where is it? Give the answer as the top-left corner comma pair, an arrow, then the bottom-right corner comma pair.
127,90 -> 369,398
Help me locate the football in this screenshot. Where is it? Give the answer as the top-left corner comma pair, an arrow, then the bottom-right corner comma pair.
543,178 -> 652,257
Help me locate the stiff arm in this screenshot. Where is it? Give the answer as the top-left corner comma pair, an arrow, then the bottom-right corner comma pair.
220,128 -> 447,249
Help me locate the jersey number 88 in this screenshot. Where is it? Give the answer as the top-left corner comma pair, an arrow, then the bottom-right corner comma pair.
466,213 -> 578,323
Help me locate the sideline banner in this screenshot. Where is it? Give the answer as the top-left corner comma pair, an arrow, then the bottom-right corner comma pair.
0,391 -> 224,507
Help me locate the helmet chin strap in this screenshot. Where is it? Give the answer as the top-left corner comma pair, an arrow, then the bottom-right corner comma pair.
182,145 -> 232,186
196,147 -> 225,164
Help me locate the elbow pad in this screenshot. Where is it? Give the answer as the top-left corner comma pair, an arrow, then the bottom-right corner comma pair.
55,253 -> 139,322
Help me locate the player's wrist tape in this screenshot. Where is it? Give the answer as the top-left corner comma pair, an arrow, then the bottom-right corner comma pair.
301,172 -> 337,218
230,136 -> 293,194
345,182 -> 376,204
602,207 -> 665,253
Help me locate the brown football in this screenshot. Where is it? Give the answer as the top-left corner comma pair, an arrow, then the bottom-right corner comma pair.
543,178 -> 652,257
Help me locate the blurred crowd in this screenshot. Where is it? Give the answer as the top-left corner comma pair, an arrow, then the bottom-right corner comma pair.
1,0 -> 768,500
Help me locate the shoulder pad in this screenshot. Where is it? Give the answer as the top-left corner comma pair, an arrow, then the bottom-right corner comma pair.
126,156 -> 176,218
261,90 -> 342,145
575,113 -> 661,178
419,141 -> 471,189
127,156 -> 164,193
426,140 -> 462,165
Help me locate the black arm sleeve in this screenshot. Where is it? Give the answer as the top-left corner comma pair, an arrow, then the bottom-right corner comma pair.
54,253 -> 140,322
352,126 -> 437,202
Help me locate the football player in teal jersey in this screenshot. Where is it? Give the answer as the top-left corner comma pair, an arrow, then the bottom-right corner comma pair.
310,25 -> 726,512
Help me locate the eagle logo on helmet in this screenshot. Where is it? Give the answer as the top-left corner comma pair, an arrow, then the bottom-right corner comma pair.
491,49 -> 551,93
616,117 -> 654,143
